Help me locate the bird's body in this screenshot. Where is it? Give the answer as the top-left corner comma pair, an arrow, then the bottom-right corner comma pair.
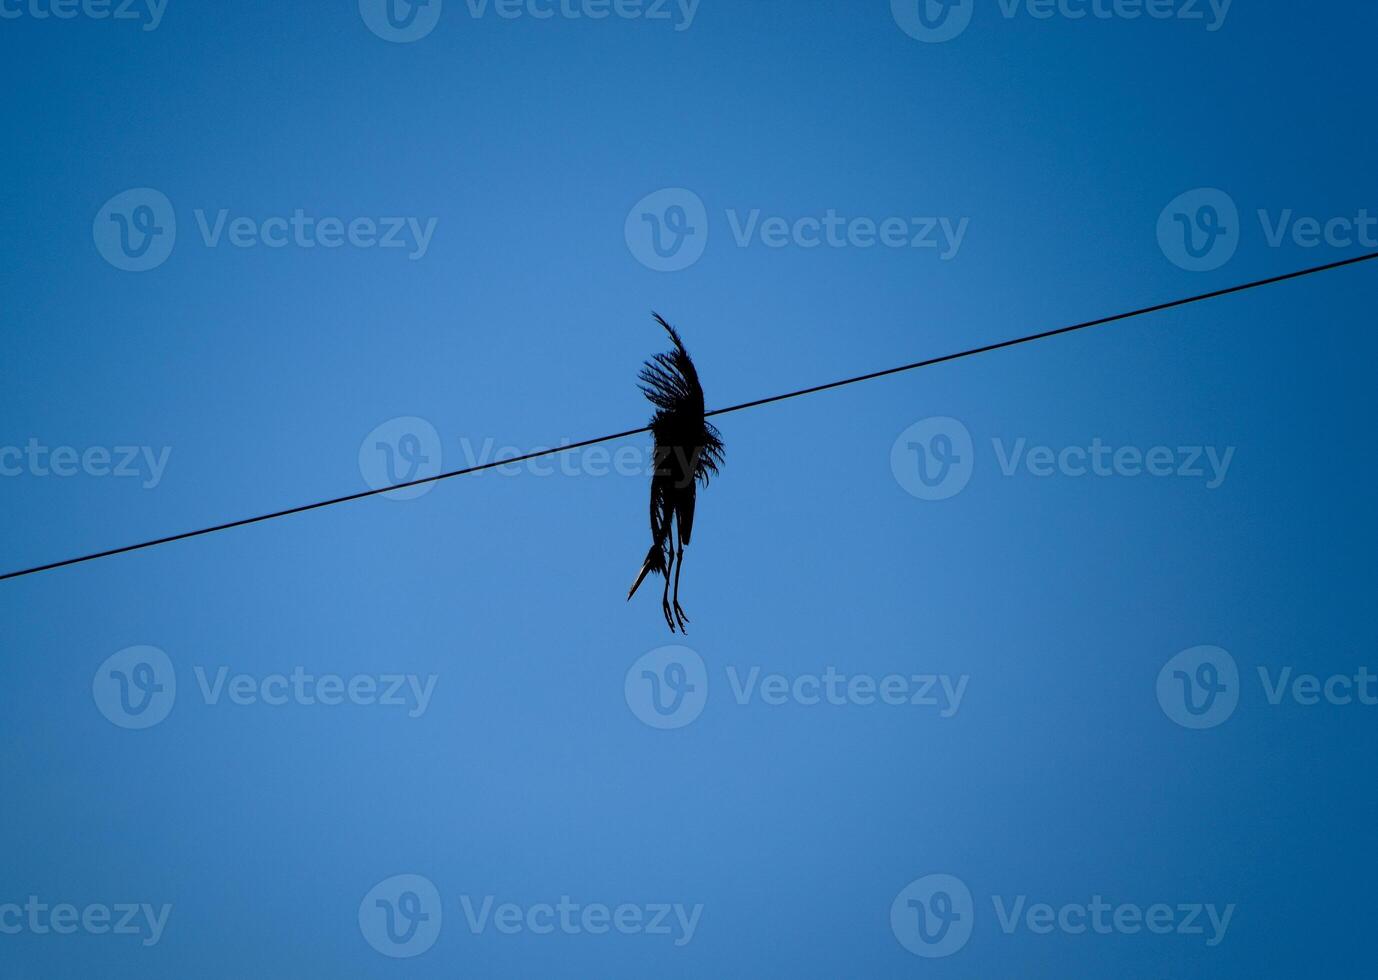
627,315 -> 724,633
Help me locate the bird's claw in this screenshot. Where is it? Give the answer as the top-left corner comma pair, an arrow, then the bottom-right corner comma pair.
673,602 -> 690,633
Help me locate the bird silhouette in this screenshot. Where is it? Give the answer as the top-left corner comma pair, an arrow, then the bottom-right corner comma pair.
627,314 -> 725,633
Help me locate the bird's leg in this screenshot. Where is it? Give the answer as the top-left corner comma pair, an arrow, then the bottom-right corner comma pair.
660,546 -> 677,633
672,542 -> 690,631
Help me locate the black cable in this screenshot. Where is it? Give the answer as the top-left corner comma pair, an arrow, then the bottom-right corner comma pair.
706,250 -> 1378,417
4,250 -> 1376,584
0,424 -> 654,583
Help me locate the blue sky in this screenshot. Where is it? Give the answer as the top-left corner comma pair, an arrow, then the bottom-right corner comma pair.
2,1 -> 1376,976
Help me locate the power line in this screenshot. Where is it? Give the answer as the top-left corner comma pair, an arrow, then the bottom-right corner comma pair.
0,424 -> 656,584
4,250 -> 1375,584
706,250 -> 1378,417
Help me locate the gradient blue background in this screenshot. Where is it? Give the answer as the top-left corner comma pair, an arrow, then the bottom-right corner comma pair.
2,0 -> 1376,976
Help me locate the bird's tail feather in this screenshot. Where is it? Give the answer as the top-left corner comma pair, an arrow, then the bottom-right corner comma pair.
626,545 -> 665,600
